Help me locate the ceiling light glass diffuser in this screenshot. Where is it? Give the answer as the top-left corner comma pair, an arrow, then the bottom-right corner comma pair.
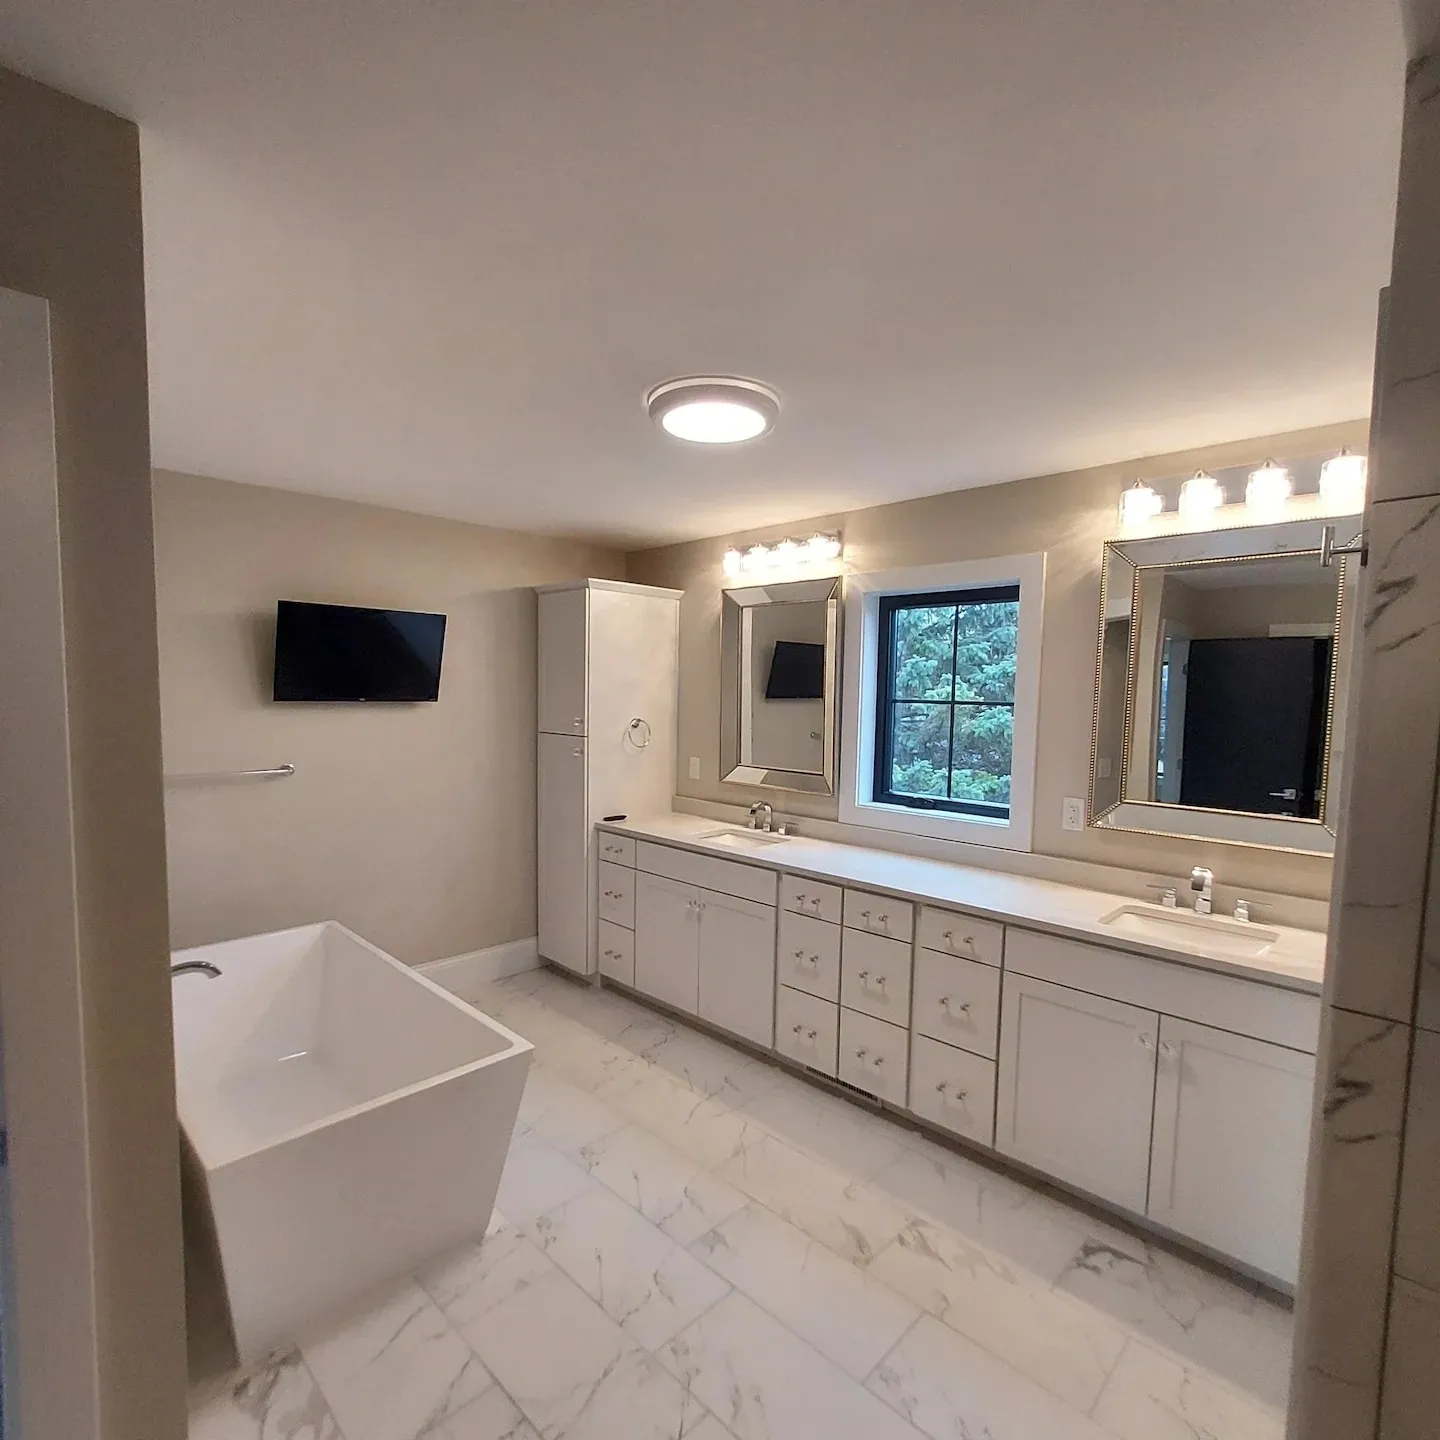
1118,480 -> 1163,528
1178,470 -> 1224,522
646,376 -> 781,444
1245,459 -> 1292,517
1319,448 -> 1368,509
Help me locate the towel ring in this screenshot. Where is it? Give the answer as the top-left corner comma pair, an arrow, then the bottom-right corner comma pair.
627,717 -> 653,749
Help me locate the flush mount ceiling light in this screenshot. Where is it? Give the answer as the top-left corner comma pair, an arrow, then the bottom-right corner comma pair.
646,376 -> 781,444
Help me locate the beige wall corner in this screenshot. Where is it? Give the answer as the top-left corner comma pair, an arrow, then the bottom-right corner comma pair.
152,471 -> 626,963
0,65 -> 187,1440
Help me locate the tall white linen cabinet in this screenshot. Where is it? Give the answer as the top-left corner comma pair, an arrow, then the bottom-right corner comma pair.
536,578 -> 682,975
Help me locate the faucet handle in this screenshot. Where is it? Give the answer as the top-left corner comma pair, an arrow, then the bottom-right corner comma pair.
1145,883 -> 1179,908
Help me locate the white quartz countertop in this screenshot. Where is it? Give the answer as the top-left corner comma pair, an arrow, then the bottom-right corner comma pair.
598,813 -> 1326,994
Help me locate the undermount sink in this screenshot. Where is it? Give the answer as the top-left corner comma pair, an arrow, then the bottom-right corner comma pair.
695,827 -> 791,850
1097,903 -> 1280,958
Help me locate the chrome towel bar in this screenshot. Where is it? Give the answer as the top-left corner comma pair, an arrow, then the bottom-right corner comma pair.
165,764 -> 296,783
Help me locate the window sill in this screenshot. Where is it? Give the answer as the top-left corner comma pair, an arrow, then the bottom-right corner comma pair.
844,796 -> 1033,851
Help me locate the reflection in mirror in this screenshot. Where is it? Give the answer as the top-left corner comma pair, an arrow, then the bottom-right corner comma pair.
1090,514 -> 1359,854
721,577 -> 840,794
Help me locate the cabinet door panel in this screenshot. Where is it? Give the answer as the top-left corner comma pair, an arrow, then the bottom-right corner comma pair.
634,872 -> 700,1015
996,974 -> 1158,1213
697,889 -> 777,1049
538,588 -> 588,735
1149,1017 -> 1315,1284
537,734 -> 589,974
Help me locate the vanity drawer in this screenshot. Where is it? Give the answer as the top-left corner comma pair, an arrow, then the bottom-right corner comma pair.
913,950 -> 1001,1059
1004,926 -> 1321,1052
843,889 -> 914,943
909,1034 -> 996,1147
597,861 -> 635,928
776,986 -> 839,1077
781,874 -> 844,925
917,907 -> 1004,968
597,833 -> 636,867
598,920 -> 635,985
838,1008 -> 909,1106
778,909 -> 842,1001
840,929 -> 913,1025
637,841 -> 778,906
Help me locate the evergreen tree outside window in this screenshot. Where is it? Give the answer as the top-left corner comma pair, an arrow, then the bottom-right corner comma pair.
872,586 -> 1020,819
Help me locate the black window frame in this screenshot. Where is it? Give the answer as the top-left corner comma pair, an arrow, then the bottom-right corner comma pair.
872,584 -> 1021,820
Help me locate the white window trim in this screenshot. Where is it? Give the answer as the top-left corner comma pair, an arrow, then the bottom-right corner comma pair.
840,552 -> 1045,852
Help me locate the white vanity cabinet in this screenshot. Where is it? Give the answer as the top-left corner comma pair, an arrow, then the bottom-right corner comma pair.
1148,1017 -> 1315,1281
996,974 -> 1160,1213
632,854 -> 777,1048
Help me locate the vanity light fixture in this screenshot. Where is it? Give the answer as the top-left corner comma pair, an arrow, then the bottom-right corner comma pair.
722,532 -> 842,579
1118,481 -> 1164,529
1245,459 -> 1292,518
1319,447 -> 1368,509
646,376 -> 781,444
1178,470 -> 1225,523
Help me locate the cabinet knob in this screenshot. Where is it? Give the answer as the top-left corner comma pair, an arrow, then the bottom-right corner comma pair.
806,1028 -> 818,1041
573,749 -> 583,757
1136,1031 -> 1155,1051
856,1048 -> 868,1060
860,909 -> 871,919
809,896 -> 821,910
1159,1041 -> 1178,1060
792,1023 -> 804,1035
873,1056 -> 885,1068
875,974 -> 888,989
936,1082 -> 967,1102
858,969 -> 870,982
939,996 -> 971,1014
878,913 -> 889,925
573,718 -> 583,728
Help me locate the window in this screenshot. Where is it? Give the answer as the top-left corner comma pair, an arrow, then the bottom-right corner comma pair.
840,553 -> 1042,851
872,586 -> 1020,819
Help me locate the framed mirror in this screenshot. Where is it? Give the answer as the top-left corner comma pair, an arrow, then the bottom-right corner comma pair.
721,576 -> 841,794
1090,514 -> 1360,853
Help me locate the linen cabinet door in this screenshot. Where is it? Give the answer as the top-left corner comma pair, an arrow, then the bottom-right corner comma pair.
1148,1016 -> 1315,1284
538,587 -> 589,736
697,889 -> 777,1049
996,974 -> 1159,1214
633,872 -> 700,1016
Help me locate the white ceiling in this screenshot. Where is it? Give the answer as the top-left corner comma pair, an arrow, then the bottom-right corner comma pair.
0,2 -> 1405,547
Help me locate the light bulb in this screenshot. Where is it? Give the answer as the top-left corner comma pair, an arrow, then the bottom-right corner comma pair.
1178,470 -> 1224,524
1319,449 -> 1367,510
722,548 -> 743,578
1118,481 -> 1163,529
1246,460 -> 1292,517
742,545 -> 766,573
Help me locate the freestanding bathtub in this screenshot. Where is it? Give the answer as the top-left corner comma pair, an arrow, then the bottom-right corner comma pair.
171,921 -> 532,1365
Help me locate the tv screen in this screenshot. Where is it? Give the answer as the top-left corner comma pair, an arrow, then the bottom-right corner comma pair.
272,600 -> 447,702
764,640 -> 826,700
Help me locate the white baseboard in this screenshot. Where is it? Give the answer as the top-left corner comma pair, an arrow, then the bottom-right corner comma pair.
420,936 -> 539,1002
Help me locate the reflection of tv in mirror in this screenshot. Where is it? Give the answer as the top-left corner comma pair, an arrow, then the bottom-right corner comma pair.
764,640 -> 826,700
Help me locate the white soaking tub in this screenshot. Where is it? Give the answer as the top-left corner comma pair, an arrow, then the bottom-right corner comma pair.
171,921 -> 532,1365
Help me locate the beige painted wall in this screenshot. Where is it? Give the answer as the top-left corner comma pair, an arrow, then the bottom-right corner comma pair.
0,67 -> 187,1440
153,471 -> 624,963
627,419 -> 1369,900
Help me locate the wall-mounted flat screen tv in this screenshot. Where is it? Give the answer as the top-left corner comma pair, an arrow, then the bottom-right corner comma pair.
764,640 -> 826,700
273,600 -> 447,702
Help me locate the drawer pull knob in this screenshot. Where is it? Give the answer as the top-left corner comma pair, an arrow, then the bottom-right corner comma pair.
860,909 -> 871,919
938,996 -> 972,1013
943,930 -> 976,949
856,1048 -> 868,1060
858,969 -> 869,981
807,1028 -> 818,1041
792,1023 -> 804,1035
809,897 -> 821,909
935,1082 -> 968,1102
875,975 -> 887,989
878,913 -> 889,925
873,1056 -> 885,1068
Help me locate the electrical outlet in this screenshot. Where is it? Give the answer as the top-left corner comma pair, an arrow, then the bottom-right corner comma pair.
1062,797 -> 1085,832
688,756 -> 701,780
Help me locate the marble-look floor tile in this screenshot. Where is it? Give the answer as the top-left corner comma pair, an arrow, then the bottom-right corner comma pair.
419,1228 -> 558,1333
596,1064 -> 768,1170
680,1417 -> 737,1440
494,1134 -> 599,1225
1092,1339 -> 1285,1440
690,1202 -> 920,1380
739,1075 -> 910,1180
867,1314 -> 1116,1440
527,1185 -> 731,1350
634,1025 -> 788,1107
461,1267 -> 706,1440
657,1291 -> 922,1440
575,1122 -> 748,1245
418,1384 -> 541,1440
714,1134 -> 911,1266
189,1350 -> 341,1440
1290,1008 -> 1409,1438
516,1067 -> 627,1157
1054,1235 -> 1291,1408
869,1137 -> 1090,1284
302,1279 -> 492,1440
868,1219 -> 1127,1411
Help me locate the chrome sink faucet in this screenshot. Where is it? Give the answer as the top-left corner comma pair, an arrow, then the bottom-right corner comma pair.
171,959 -> 222,979
748,801 -> 774,833
1190,866 -> 1214,916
